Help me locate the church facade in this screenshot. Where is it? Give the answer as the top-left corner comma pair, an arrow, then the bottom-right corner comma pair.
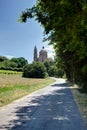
34,46 -> 48,62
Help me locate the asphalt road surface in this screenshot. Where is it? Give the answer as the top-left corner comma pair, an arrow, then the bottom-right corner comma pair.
0,78 -> 87,130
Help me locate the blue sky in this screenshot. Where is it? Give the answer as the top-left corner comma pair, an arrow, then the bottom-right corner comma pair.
0,0 -> 54,63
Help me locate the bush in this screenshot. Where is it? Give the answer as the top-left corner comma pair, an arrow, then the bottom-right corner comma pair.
0,60 -> 18,70
57,69 -> 64,78
48,65 -> 57,77
23,62 -> 48,78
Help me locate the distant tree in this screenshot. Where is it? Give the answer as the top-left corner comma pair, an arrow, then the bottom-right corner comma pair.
48,65 -> 57,77
0,56 -> 7,62
11,57 -> 28,68
0,60 -> 18,70
56,69 -> 64,78
44,60 -> 64,77
0,56 -> 28,71
23,62 -> 48,78
44,61 -> 54,73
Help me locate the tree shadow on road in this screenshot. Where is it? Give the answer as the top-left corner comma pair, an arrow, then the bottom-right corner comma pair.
51,82 -> 68,87
0,82 -> 87,130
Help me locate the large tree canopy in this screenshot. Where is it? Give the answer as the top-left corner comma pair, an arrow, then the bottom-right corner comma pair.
19,0 -> 87,91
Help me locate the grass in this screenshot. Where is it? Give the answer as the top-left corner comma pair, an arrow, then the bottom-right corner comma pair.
0,74 -> 55,107
70,84 -> 87,126
0,70 -> 22,74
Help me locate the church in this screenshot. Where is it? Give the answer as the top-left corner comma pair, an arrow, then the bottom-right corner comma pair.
34,46 -> 52,62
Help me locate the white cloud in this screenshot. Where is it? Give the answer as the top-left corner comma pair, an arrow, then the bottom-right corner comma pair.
45,45 -> 55,59
45,45 -> 54,52
48,51 -> 55,59
4,55 -> 14,59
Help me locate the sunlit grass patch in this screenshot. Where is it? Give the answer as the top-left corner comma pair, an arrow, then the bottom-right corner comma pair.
0,70 -> 22,75
0,74 -> 55,107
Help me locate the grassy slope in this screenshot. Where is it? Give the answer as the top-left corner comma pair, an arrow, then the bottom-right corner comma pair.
0,74 -> 55,107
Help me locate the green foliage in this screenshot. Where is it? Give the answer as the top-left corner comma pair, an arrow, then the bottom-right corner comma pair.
23,62 -> 48,78
44,61 -> 54,73
0,56 -> 28,71
57,69 -> 64,78
19,0 -> 87,91
0,60 -> 17,70
44,61 -> 64,77
11,57 -> 28,68
48,65 -> 64,78
0,56 -> 7,62
48,65 -> 57,77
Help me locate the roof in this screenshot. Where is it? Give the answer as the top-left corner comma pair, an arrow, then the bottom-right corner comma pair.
39,46 -> 47,54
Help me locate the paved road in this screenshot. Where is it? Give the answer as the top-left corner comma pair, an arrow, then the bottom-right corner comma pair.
0,78 -> 87,130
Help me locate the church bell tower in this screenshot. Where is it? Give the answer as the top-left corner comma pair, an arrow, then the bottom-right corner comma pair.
34,46 -> 38,62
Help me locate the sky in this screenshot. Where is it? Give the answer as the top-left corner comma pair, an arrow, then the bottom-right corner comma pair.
0,0 -> 54,63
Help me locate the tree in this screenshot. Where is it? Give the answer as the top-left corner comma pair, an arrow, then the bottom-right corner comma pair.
23,62 -> 48,78
44,61 -> 54,73
0,56 -> 28,71
11,57 -> 28,68
48,65 -> 57,77
19,0 -> 87,91
0,60 -> 18,70
0,56 -> 7,62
